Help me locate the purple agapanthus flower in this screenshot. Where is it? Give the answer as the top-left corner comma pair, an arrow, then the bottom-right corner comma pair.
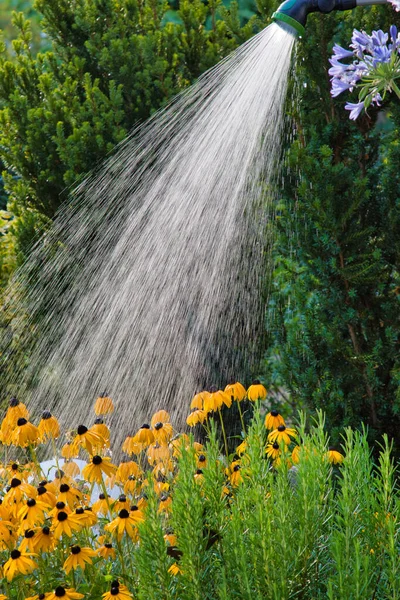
345,101 -> 365,120
330,24 -> 400,119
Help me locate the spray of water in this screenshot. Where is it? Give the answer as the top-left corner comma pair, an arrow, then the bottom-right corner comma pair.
3,23 -> 295,446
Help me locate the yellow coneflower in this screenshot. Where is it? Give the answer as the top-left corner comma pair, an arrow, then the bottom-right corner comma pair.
102,582 -> 133,600
92,493 -> 110,516
39,479 -> 58,495
204,390 -> 231,413
264,410 -> 285,431
61,441 -> 80,459
4,478 -> 37,511
186,410 -> 207,427
18,498 -> 48,531
152,421 -> 173,445
168,563 -> 183,576
38,411 -> 60,441
194,469 -> 204,484
105,509 -> 141,541
121,437 -> 143,456
268,425 -> 297,446
63,461 -> 80,478
11,418 -> 40,447
236,440 -> 248,456
112,494 -> 129,514
74,425 -> 104,455
4,397 -> 29,425
56,483 -> 82,508
164,532 -> 177,547
196,453 -> 207,470
94,394 -> 114,416
0,519 -> 14,543
82,456 -> 117,483
153,460 -> 174,478
3,549 -> 38,581
33,525 -> 56,553
97,542 -> 116,560
153,480 -> 169,496
327,448 -> 344,464
123,476 -> 140,495
18,529 -> 36,553
63,545 -> 97,574
24,595 -> 47,600
265,441 -> 282,460
226,461 -> 242,487
46,587 -> 84,599
49,501 -> 71,518
90,419 -> 110,448
115,461 -> 141,482
292,445 -> 301,464
74,507 -> 97,527
5,461 -> 27,481
133,424 -> 154,447
190,391 -> 210,410
36,485 -> 56,509
51,510 -> 82,539
247,380 -> 267,401
224,382 -> 247,402
158,494 -> 172,514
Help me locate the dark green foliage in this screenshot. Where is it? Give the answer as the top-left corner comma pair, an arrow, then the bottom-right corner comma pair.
265,8 -> 400,448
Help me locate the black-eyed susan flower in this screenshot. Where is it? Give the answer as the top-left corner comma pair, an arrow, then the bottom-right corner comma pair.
186,410 -> 207,427
291,445 -> 301,464
18,529 -> 36,553
247,380 -> 267,401
4,478 -> 37,511
268,425 -> 297,446
133,424 -> 154,446
112,494 -> 129,514
152,419 -> 173,445
3,549 -> 38,581
74,507 -> 97,527
123,475 -> 139,495
190,391 -> 210,410
236,440 -> 248,456
115,461 -> 141,482
94,394 -> 114,416
18,498 -> 48,531
33,525 -> 56,553
97,542 -> 116,560
204,390 -> 231,413
38,411 -> 60,441
46,587 -> 84,599
102,583 -> 132,599
5,461 -> 27,481
224,382 -> 247,402
35,485 -> 56,510
170,434 -> 190,458
90,419 -> 110,448
63,545 -> 97,574
197,453 -> 207,469
11,418 -> 40,447
104,509 -> 140,541
51,510 -> 82,539
327,448 -> 344,464
265,442 -> 282,460
158,493 -> 172,514
121,437 -> 143,455
82,455 -> 117,483
194,469 -> 204,484
264,410 -> 285,431
61,441 -> 80,460
168,563 -> 183,576
74,425 -> 103,455
226,461 -> 242,487
57,483 -> 82,508
63,461 -> 80,478
24,595 -> 47,600
92,493 -> 110,516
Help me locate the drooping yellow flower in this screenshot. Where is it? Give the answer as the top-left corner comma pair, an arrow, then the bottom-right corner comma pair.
61,441 -> 80,460
3,549 -> 38,581
268,425 -> 297,446
81,456 -> 117,483
112,494 -> 130,514
190,391 -> 210,410
327,448 -> 344,464
236,440 -> 248,456
63,545 -> 97,574
226,461 -> 242,487
105,509 -> 141,541
121,437 -> 143,455
264,410 -> 285,431
63,461 -> 80,479
168,562 -> 183,576
4,478 -> 37,512
170,434 -> 190,457
36,485 -> 56,509
133,424 -> 154,447
46,587 -> 84,599
247,380 -> 267,402
186,410 -> 207,427
291,445 -> 301,464
97,542 -> 116,560
224,382 -> 247,402
94,394 -> 114,416
147,443 -> 170,466
18,529 -> 36,553
92,493 -> 110,516
158,493 -> 172,514
73,506 -> 97,527
11,418 -> 40,447
204,390 -> 231,413
56,483 -> 82,508
115,461 -> 141,483
18,498 -> 48,531
152,421 -> 173,445
33,525 -> 56,553
38,411 -> 60,441
197,453 -> 207,469
90,419 -> 111,448
74,425 -> 104,455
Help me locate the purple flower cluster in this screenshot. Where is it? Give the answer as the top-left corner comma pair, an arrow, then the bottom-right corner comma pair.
329,26 -> 400,119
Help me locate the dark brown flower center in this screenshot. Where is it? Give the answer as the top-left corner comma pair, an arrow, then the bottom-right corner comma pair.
11,549 -> 21,559
141,423 -> 150,429
71,545 -> 81,555
77,425 -> 88,435
119,509 -> 129,518
10,478 -> 21,488
154,422 -> 163,430
27,498 -> 36,507
42,411 -> 52,420
25,529 -> 34,538
271,410 -> 279,417
57,511 -> 68,521
277,425 -> 286,432
92,455 -> 102,465
17,417 -> 27,426
55,587 -> 66,597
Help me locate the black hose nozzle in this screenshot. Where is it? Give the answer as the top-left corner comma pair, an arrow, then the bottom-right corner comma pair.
272,0 -> 358,36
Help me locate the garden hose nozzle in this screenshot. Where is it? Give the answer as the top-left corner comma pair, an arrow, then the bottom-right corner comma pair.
272,0 -> 389,37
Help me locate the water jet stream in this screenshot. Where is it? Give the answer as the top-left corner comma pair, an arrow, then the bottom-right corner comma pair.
3,23 -> 295,448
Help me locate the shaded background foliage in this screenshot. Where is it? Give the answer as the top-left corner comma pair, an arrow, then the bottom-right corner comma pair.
1,0 -> 400,450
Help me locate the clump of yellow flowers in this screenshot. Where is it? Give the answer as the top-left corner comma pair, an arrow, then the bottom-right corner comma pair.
0,385 -> 344,599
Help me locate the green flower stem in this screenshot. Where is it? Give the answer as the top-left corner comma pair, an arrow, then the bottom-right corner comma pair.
236,399 -> 246,437
218,408 -> 229,457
